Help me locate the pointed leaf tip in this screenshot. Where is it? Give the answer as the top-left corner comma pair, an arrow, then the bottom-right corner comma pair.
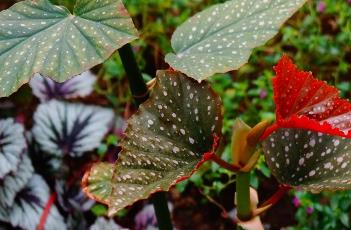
165,0 -> 307,81
0,0 -> 138,97
83,71 -> 223,215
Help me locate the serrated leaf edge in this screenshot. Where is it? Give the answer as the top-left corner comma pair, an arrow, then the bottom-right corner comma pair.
82,70 -> 224,215
0,0 -> 138,97
82,135 -> 220,216
165,0 -> 308,81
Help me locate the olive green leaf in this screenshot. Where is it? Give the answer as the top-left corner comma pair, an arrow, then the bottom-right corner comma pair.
165,0 -> 307,81
83,71 -> 223,215
263,128 -> 351,192
0,0 -> 138,97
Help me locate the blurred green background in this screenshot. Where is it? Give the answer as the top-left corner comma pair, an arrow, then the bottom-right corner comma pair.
1,0 -> 351,229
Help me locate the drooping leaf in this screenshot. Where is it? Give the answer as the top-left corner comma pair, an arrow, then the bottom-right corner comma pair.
0,174 -> 66,230
32,100 -> 114,157
0,118 -> 26,178
83,71 -> 223,215
263,128 -> 351,192
0,154 -> 33,208
165,0 -> 307,81
0,0 -> 138,97
29,71 -> 96,101
261,56 -> 351,192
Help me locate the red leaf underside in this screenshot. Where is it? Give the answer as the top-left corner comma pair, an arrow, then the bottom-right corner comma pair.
262,56 -> 351,139
261,56 -> 351,192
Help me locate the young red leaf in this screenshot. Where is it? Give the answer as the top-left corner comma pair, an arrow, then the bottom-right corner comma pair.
82,71 -> 223,216
262,56 -> 351,192
263,56 -> 351,138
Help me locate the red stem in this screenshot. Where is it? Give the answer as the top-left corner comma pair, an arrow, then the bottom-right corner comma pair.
260,184 -> 292,208
37,192 -> 57,230
210,154 -> 240,172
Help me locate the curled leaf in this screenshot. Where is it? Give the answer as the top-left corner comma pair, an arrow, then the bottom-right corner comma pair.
0,0 -> 138,97
83,70 -> 223,215
165,0 -> 307,81
262,56 -> 351,192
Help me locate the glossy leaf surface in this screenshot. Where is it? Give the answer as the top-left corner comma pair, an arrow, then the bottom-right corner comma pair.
32,100 -> 114,157
165,0 -> 306,81
0,0 -> 138,97
262,57 -> 351,192
83,71 -> 222,215
263,128 -> 351,192
273,56 -> 351,128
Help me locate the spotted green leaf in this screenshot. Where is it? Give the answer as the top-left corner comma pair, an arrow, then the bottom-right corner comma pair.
263,128 -> 351,192
165,0 -> 306,81
83,70 -> 222,215
0,0 -> 138,97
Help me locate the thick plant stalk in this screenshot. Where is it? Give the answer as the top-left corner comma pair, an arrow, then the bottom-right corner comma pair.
233,120 -> 270,228
151,193 -> 173,230
119,44 -> 149,105
236,172 -> 252,223
118,44 -> 173,230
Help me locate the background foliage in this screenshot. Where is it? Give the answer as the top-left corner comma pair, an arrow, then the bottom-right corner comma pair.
0,0 -> 350,229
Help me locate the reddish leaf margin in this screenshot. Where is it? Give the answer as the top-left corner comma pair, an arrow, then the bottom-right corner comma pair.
261,56 -> 351,140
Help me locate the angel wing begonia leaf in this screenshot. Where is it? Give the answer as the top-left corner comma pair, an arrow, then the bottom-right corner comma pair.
165,0 -> 307,81
32,100 -> 114,157
82,71 -> 223,215
0,0 -> 138,97
262,56 -> 351,192
1,174 -> 66,230
0,118 -> 26,179
29,71 -> 96,101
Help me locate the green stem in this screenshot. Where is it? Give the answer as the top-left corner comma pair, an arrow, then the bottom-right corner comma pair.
118,44 -> 149,106
236,172 -> 252,223
118,44 -> 173,230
